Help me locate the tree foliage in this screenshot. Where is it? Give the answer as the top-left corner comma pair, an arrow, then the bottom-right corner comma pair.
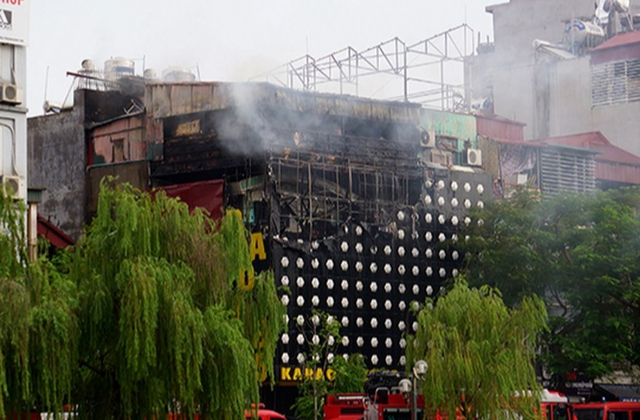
0,191 -> 77,418
460,187 -> 640,380
407,279 -> 547,420
0,181 -> 285,420
330,353 -> 367,396
68,181 -> 285,420
292,312 -> 367,420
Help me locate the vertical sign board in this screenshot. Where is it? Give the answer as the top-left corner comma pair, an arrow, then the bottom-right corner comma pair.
0,0 -> 29,46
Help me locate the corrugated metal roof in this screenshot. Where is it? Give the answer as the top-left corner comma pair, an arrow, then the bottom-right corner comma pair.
592,30 -> 640,51
531,131 -> 640,165
145,82 -> 422,122
476,114 -> 526,144
530,132 -> 640,185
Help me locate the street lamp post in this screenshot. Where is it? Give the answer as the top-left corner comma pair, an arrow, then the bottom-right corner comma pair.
412,360 -> 428,420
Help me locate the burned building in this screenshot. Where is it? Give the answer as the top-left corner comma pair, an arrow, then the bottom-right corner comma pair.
29,77 -> 494,411
143,81 -> 492,376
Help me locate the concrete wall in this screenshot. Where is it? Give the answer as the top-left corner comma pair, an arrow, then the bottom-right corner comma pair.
489,0 -> 594,64
471,0 -> 596,139
0,44 -> 28,201
420,109 -> 477,147
545,56 -> 640,157
592,102 -> 640,157
0,110 -> 27,185
27,88 -> 145,240
28,103 -> 86,240
549,57 -> 594,138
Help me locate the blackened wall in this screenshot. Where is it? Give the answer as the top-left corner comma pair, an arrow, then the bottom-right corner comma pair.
86,160 -> 151,220
28,89 -> 145,240
28,99 -> 86,240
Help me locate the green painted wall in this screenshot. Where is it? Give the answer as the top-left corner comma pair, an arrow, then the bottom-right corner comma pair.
420,109 -> 477,151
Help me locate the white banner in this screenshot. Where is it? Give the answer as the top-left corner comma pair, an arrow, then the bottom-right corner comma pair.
0,0 -> 29,46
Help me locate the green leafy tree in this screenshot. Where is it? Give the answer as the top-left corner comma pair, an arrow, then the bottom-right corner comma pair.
330,353 -> 367,395
66,180 -> 284,420
460,187 -> 640,381
407,279 -> 547,420
0,190 -> 77,418
292,312 -> 367,420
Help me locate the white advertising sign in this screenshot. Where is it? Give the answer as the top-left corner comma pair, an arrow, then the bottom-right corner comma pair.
0,0 -> 28,46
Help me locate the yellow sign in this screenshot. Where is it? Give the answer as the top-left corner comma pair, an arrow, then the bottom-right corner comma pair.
237,232 -> 267,291
280,367 -> 336,382
250,232 -> 267,262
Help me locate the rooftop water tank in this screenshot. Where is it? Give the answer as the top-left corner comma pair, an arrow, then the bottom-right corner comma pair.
565,20 -> 605,49
162,67 -> 196,82
104,57 -> 135,81
77,59 -> 106,90
144,68 -> 159,81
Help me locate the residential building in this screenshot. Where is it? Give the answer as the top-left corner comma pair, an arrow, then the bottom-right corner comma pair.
468,0 -> 640,159
0,1 -> 28,202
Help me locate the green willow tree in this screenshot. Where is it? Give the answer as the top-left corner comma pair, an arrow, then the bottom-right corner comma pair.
67,180 -> 285,420
460,187 -> 640,381
407,279 -> 547,420
0,190 -> 77,419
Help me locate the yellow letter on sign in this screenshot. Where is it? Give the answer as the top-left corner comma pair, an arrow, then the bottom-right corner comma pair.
250,232 -> 267,261
238,268 -> 255,291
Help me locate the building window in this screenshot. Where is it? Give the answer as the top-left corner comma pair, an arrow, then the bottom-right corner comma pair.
592,59 -> 640,106
112,138 -> 125,163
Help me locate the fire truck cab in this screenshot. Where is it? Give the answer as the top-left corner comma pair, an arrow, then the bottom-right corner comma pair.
325,392 -> 425,420
540,389 -> 572,420
245,403 -> 287,420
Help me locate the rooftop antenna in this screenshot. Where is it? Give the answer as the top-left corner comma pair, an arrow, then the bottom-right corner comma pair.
43,65 -> 49,104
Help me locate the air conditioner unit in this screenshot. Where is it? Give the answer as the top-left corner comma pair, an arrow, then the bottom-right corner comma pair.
419,130 -> 436,148
0,175 -> 25,199
466,148 -> 482,166
429,149 -> 452,166
0,83 -> 23,105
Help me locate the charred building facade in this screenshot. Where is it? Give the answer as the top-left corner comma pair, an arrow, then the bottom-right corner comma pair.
144,82 -> 492,378
29,80 -> 492,404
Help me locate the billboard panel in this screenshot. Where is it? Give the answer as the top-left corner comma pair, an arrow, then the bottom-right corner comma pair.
0,0 -> 29,46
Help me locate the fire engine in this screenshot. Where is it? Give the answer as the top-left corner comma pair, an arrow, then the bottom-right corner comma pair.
540,389 -> 572,420
324,373 -> 424,420
324,373 -> 572,420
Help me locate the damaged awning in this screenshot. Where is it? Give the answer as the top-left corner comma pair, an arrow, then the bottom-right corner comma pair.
159,179 -> 225,220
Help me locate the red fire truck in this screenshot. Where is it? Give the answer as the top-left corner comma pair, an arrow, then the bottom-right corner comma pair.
539,389 -> 573,420
325,391 -> 424,420
324,372 -> 424,420
324,373 -> 571,420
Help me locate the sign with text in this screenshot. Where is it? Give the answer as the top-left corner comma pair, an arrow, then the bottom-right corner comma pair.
563,371 -> 593,397
0,0 -> 29,46
279,366 -> 336,382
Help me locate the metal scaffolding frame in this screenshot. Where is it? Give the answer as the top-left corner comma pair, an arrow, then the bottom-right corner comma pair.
266,128 -> 423,241
251,24 -> 475,111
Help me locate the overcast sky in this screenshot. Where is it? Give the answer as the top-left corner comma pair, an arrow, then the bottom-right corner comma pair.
26,0 -> 499,116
